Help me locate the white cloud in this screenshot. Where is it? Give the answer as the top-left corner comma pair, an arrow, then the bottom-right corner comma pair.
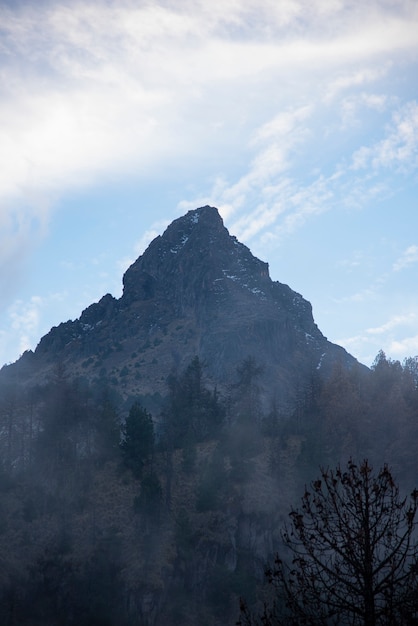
361,93 -> 388,112
389,335 -> 418,358
336,310 -> 418,366
351,101 -> 418,171
1,0 -> 417,213
337,91 -> 390,128
337,250 -> 365,270
2,295 -> 44,360
11,299 -> 41,355
366,313 -> 417,335
334,287 -> 379,304
252,106 -> 312,144
393,245 -> 418,272
324,66 -> 391,102
180,95 -> 418,254
179,104 -> 318,240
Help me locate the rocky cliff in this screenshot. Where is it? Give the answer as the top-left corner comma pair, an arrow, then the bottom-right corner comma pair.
1,206 -> 360,411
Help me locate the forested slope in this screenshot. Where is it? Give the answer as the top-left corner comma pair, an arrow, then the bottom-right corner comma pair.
0,350 -> 417,625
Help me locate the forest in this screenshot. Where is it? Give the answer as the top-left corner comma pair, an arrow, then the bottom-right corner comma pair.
0,350 -> 417,625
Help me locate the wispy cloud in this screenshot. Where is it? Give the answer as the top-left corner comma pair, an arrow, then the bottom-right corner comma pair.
324,66 -> 391,102
179,104 -> 316,237
392,245 -> 418,272
366,313 -> 417,335
389,335 -> 418,358
351,101 -> 418,171
337,312 -> 418,365
337,250 -> 366,271
337,92 -> 390,128
2,0 -> 417,217
181,94 -> 418,254
334,286 -> 380,304
1,292 -> 65,362
9,296 -> 44,356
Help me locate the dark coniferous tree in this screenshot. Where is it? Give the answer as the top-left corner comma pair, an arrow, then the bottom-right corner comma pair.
162,356 -> 224,447
234,356 -> 264,424
120,402 -> 154,478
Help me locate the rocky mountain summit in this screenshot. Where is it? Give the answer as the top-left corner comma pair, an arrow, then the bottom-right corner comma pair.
1,206 -> 360,410
3,207 -> 412,626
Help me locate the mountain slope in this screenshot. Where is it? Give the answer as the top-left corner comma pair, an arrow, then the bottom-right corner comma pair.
1,206 -> 361,410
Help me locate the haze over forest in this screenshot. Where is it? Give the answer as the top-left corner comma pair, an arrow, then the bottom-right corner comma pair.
0,207 -> 417,625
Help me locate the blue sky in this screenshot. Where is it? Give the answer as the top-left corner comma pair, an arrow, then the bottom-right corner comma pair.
1,0 -> 418,368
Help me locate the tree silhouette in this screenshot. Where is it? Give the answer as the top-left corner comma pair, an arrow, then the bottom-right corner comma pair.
164,356 -> 224,444
120,402 -> 154,478
234,356 -> 264,423
238,459 -> 418,625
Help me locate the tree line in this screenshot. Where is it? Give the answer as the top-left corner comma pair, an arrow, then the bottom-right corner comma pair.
0,351 -> 416,624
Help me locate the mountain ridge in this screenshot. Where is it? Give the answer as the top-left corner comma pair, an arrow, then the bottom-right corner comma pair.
1,206 -> 362,411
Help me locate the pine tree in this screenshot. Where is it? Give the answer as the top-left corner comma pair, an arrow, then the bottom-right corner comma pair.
120,402 -> 154,478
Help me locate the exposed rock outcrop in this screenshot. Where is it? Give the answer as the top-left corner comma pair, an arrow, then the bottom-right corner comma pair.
0,206 -> 361,411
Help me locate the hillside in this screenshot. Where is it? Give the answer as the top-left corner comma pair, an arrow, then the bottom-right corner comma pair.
0,347 -> 416,626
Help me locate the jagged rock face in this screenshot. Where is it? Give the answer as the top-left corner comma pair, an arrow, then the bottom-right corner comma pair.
1,206 -> 360,410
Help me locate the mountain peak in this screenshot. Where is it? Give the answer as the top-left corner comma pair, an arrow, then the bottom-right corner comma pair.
121,205 -> 269,305
183,204 -> 223,223
2,206 -> 361,410
160,205 -> 229,254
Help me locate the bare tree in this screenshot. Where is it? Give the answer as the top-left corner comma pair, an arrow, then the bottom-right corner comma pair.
238,459 -> 418,625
